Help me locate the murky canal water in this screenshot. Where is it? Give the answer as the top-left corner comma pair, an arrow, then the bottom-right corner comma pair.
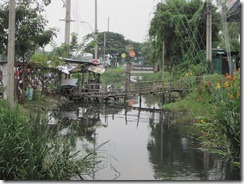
49,95 -> 240,181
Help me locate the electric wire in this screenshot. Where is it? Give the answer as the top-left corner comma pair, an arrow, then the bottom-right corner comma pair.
167,0 -> 205,65
182,7 -> 204,52
151,1 -> 202,66
219,1 -> 232,74
183,0 -> 207,50
170,1 -> 203,52
169,0 -> 205,61
167,14 -> 198,65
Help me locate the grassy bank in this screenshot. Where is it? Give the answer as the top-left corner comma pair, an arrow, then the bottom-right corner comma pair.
162,72 -> 240,167
164,91 -> 214,124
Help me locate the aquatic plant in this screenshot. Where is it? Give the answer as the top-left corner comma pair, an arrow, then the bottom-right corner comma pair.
0,99 -> 95,180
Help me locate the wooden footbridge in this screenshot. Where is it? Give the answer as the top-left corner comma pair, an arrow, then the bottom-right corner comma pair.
62,78 -> 188,104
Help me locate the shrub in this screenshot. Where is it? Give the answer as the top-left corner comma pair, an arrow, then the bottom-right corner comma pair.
194,71 -> 240,167
0,100 -> 94,180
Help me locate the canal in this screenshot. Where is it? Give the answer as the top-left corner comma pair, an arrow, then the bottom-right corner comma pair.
49,94 -> 240,181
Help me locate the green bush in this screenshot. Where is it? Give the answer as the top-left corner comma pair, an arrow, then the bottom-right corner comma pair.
100,67 -> 126,85
164,71 -> 240,167
0,100 -> 94,180
194,72 -> 240,167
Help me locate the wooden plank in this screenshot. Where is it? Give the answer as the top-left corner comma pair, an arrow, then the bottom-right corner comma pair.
66,79 -> 187,101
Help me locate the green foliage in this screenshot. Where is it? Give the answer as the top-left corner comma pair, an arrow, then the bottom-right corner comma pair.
149,0 -> 221,72
54,43 -> 70,58
218,22 -> 240,51
164,87 -> 213,122
0,100 -> 95,180
81,33 -> 96,55
82,31 -> 144,63
140,39 -> 156,65
0,0 -> 57,59
100,67 -> 125,85
30,52 -> 49,66
164,71 -> 240,166
142,71 -> 170,82
35,28 -> 58,49
97,32 -> 127,56
200,72 -> 240,164
185,72 -> 240,166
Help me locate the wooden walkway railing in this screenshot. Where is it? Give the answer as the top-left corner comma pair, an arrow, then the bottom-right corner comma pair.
65,79 -> 188,102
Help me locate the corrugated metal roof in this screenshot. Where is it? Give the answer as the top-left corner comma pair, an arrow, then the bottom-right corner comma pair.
60,79 -> 78,87
87,66 -> 105,74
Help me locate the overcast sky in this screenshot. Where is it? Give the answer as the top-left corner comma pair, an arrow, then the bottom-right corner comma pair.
43,0 -> 161,50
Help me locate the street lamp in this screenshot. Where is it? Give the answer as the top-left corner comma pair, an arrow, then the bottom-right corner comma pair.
80,21 -> 93,33
94,0 -> 98,60
80,0 -> 98,60
80,20 -> 98,60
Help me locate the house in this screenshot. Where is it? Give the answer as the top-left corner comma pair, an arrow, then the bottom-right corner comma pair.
58,58 -> 105,94
212,49 -> 239,74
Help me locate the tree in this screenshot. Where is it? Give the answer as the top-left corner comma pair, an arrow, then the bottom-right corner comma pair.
0,0 -> 57,102
82,31 -> 144,64
0,0 -> 57,60
149,0 -> 221,74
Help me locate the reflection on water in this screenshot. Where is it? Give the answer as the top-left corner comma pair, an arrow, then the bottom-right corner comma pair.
48,95 -> 240,180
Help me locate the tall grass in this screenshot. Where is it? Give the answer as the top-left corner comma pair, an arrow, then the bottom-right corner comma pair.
0,100 -> 95,180
164,72 -> 240,167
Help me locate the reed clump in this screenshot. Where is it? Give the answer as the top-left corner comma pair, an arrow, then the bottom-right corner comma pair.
0,99 -> 94,180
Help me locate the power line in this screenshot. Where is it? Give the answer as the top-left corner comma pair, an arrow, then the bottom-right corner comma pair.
170,1 -> 205,55
220,1 -> 232,75
171,18 -> 200,65
183,0 -> 206,50
168,1 -> 206,63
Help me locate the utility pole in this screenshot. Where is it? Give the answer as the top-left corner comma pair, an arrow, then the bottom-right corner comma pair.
221,2 -> 232,75
6,0 -> 16,107
103,17 -> 109,66
94,0 -> 98,60
162,41 -> 165,83
103,32 -> 106,65
107,17 -> 110,32
60,0 -> 74,46
206,0 -> 212,62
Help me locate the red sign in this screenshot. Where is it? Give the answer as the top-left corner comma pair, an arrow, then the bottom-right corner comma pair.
129,50 -> 136,57
91,59 -> 100,64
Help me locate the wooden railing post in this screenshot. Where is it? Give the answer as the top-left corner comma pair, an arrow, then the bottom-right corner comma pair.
137,76 -> 140,94
105,82 -> 107,94
169,78 -> 171,102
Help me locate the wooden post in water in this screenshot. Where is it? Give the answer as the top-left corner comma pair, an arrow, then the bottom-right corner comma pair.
137,76 -> 142,107
136,109 -> 141,127
125,108 -> 128,125
124,94 -> 127,105
139,95 -> 142,107
160,112 -> 164,161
